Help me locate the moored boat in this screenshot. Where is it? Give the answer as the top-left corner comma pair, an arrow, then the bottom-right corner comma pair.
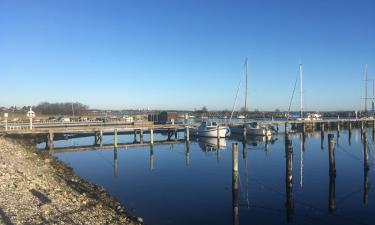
191,122 -> 230,138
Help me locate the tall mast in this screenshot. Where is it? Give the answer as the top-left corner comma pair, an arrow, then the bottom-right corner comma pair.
364,64 -> 368,112
372,79 -> 374,113
244,58 -> 248,111
300,64 -> 303,118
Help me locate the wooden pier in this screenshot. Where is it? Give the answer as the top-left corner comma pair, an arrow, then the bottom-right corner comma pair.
1,118 -> 375,150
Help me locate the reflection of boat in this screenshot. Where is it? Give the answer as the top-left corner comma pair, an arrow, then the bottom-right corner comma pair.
192,122 -> 230,137
197,137 -> 227,151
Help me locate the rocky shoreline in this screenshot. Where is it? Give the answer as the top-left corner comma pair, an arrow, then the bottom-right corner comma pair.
0,137 -> 142,225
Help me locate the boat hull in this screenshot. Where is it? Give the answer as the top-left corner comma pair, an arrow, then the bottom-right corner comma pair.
192,126 -> 230,138
230,125 -> 271,136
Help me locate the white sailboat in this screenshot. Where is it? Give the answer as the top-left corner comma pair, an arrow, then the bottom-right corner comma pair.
231,58 -> 271,136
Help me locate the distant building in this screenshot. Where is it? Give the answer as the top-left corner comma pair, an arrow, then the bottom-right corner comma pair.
148,111 -> 178,124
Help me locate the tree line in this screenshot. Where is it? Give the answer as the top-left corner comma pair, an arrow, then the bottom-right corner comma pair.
35,102 -> 89,115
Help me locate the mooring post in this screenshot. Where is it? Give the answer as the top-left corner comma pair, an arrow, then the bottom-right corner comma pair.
185,126 -> 190,141
186,141 -> 190,165
114,147 -> 118,177
4,113 -> 8,131
150,145 -> 154,171
302,122 -> 306,134
285,138 -> 294,223
217,125 -> 220,139
134,130 -> 137,143
114,129 -> 118,147
100,129 -> 103,146
320,124 -> 325,150
363,132 -> 369,204
328,134 -> 336,213
150,128 -> 154,145
363,132 -> 369,171
94,132 -> 98,145
243,125 -> 247,142
217,125 -> 220,148
140,129 -> 144,144
47,131 -> 54,150
337,123 -> 340,137
232,143 -> 239,225
328,134 -> 336,176
285,122 -> 288,135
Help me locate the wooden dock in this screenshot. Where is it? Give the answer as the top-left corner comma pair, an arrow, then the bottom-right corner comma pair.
1,118 -> 375,150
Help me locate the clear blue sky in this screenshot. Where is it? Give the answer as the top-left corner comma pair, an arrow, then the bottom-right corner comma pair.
1,0 -> 374,111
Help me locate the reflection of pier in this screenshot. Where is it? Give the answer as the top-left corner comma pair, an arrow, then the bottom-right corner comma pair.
45,140 -> 186,153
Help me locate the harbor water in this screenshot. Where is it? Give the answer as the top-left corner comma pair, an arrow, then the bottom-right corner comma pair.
38,128 -> 375,225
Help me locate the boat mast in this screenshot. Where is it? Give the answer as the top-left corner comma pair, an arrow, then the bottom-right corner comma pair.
372,79 -> 374,113
244,58 -> 248,112
299,64 -> 303,118
364,64 -> 368,113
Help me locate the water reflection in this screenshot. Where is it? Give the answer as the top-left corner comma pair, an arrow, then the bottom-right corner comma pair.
50,129 -> 374,225
197,137 -> 227,151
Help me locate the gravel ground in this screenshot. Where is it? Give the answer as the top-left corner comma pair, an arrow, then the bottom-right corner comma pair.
0,137 -> 143,225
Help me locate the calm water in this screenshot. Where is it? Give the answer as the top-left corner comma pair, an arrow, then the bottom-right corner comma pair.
38,129 -> 375,225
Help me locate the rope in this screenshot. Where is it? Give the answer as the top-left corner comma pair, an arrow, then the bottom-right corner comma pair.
335,144 -> 362,162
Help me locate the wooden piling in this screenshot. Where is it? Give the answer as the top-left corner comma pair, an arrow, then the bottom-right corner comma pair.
363,132 -> 369,171
47,131 -> 54,150
100,129 -> 103,146
328,134 -> 335,176
114,129 -> 118,147
328,134 -> 336,213
150,128 -> 154,145
285,122 -> 289,135
186,141 -> 190,165
140,129 -> 144,144
243,126 -> 247,142
185,126 -> 190,141
363,132 -> 369,204
174,128 -> 178,139
150,145 -> 154,171
114,147 -> 118,177
285,139 -> 294,222
232,143 -> 239,225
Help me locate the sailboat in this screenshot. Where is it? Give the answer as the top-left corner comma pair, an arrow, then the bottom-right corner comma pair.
295,64 -> 321,121
231,58 -> 271,136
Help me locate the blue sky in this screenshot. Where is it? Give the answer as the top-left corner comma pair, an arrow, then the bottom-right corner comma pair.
1,0 -> 374,111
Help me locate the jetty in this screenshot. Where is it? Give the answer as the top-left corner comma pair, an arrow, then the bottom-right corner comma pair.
1,117 -> 375,149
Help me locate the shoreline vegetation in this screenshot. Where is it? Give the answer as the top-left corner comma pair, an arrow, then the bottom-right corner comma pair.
0,137 -> 142,225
